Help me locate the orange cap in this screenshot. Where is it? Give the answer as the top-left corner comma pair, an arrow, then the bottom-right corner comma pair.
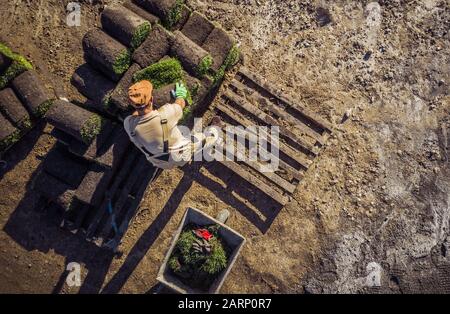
128,80 -> 153,107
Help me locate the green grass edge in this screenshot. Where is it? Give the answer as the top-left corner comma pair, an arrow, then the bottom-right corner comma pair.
213,44 -> 240,85
0,43 -> 34,90
0,129 -> 21,153
80,114 -> 104,144
113,49 -> 132,76
162,0 -> 185,30
131,22 -> 151,51
197,55 -> 213,78
35,99 -> 54,118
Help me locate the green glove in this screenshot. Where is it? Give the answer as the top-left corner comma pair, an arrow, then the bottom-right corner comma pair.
175,82 -> 188,100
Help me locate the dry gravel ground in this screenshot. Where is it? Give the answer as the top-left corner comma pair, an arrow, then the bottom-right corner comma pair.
0,0 -> 449,293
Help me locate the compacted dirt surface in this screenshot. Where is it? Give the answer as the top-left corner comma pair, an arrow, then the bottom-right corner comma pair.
0,0 -> 449,293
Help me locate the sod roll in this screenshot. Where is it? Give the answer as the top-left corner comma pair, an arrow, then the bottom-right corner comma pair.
171,4 -> 191,31
0,113 -> 18,151
171,30 -> 211,78
0,43 -> 33,89
68,120 -> 115,163
181,11 -> 215,46
11,70 -> 52,117
0,88 -> 31,129
184,73 -> 212,105
43,145 -> 89,188
109,63 -> 141,112
101,4 -> 151,49
75,164 -> 114,207
124,0 -> 160,25
71,63 -> 115,110
83,28 -> 131,82
135,0 -> 176,19
132,24 -> 173,68
71,126 -> 130,171
202,27 -> 234,72
46,100 -> 104,144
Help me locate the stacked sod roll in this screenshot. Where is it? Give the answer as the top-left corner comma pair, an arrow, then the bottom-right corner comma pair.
0,43 -> 54,153
101,4 -> 152,51
135,0 -> 186,30
46,100 -> 105,145
82,29 -> 132,82
123,0 -> 160,25
180,12 -> 215,46
0,88 -> 32,130
12,70 -> 53,118
0,43 -> 33,90
133,24 -> 174,68
109,63 -> 142,111
0,113 -> 20,152
171,31 -> 212,78
71,63 -> 115,113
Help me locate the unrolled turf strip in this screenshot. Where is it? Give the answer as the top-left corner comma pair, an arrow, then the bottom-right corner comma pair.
68,120 -> 116,163
134,0 -> 178,20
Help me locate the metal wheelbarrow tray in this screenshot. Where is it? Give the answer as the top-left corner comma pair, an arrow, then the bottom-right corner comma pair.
157,207 -> 246,294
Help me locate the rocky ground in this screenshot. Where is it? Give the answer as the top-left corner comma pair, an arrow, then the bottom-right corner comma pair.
0,0 -> 449,293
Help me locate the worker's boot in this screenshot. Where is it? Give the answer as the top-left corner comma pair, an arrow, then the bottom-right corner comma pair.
216,209 -> 230,224
189,126 -> 221,162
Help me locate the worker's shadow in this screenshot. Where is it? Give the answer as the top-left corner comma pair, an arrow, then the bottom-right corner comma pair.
197,162 -> 283,232
3,173 -> 116,294
100,160 -> 282,294
3,139 -> 118,294
101,169 -> 194,293
0,122 -> 45,180
4,141 -> 282,294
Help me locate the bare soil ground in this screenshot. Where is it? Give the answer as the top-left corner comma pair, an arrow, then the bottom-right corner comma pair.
0,0 -> 449,293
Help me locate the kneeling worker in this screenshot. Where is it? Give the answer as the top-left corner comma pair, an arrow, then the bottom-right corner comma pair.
124,80 -> 218,170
